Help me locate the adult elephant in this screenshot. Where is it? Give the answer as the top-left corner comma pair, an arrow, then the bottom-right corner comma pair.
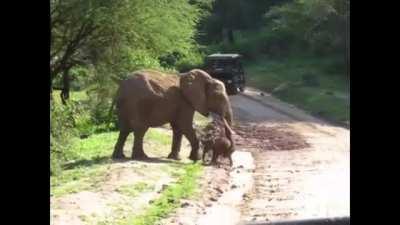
112,69 -> 233,161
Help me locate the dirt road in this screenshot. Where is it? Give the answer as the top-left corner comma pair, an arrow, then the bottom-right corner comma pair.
164,88 -> 349,224
230,91 -> 350,222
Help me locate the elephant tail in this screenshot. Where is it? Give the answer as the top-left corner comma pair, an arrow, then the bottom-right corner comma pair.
108,84 -> 124,122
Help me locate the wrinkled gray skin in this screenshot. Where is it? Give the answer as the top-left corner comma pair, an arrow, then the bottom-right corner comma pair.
112,69 -> 233,161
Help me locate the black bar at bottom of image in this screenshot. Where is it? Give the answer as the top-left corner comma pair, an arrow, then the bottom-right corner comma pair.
241,217 -> 350,225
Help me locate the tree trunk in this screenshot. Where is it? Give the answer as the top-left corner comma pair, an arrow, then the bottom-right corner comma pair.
60,66 -> 71,105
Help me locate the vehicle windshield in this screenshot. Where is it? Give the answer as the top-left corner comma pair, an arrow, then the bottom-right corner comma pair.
207,59 -> 236,70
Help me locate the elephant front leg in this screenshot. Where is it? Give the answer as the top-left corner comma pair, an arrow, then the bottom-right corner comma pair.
168,127 -> 182,160
112,130 -> 129,159
183,128 -> 200,162
131,128 -> 149,160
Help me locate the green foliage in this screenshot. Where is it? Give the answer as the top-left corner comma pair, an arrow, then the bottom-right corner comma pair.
176,50 -> 205,72
51,0 -> 204,100
50,90 -> 112,174
201,0 -> 349,63
245,55 -> 349,124
50,100 -> 77,174
198,0 -> 292,44
264,0 -> 349,56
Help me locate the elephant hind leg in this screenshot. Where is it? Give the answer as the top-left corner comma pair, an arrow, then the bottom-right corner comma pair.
131,127 -> 149,160
112,130 -> 130,159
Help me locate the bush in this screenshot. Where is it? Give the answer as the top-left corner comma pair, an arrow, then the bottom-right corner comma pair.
205,29 -> 299,60
50,101 -> 76,174
175,51 -> 204,72
302,73 -> 320,87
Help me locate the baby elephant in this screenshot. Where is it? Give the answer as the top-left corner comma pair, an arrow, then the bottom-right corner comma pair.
200,113 -> 235,166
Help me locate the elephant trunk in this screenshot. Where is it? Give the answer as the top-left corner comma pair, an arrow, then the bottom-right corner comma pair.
209,93 -> 233,127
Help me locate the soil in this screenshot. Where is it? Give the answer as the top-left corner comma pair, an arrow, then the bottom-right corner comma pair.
234,124 -> 310,151
231,91 -> 350,223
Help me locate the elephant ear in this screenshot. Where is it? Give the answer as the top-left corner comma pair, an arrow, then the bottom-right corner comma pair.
206,79 -> 226,98
179,70 -> 212,116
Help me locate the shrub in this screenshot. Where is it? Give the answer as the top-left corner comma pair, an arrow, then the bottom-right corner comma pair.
50,101 -> 76,174
175,50 -> 205,72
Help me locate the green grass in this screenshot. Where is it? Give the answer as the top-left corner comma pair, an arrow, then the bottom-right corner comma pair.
116,182 -> 155,198
117,163 -> 203,225
51,165 -> 111,197
65,132 -> 120,161
244,54 -> 349,124
52,90 -> 89,104
50,128 -> 177,197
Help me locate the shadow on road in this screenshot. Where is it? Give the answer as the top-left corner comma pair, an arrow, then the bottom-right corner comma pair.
62,155 -> 186,170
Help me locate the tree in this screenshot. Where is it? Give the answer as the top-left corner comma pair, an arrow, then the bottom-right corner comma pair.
51,0 -> 202,104
198,0 -> 292,44
264,0 -> 349,56
51,0 -> 116,103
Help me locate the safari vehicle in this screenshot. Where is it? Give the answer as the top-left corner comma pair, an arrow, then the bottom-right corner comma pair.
204,53 -> 246,95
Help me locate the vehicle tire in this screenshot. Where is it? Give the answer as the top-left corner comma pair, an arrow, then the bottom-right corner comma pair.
227,84 -> 239,95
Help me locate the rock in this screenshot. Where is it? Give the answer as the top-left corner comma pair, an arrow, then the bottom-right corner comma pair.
231,184 -> 238,189
209,197 -> 218,202
80,134 -> 89,139
149,200 -> 154,204
205,203 -> 212,207
157,184 -> 169,193
215,187 -> 224,194
181,202 -> 191,208
260,92 -> 265,96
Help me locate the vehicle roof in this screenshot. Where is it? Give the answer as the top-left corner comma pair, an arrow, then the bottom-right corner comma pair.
206,53 -> 242,59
